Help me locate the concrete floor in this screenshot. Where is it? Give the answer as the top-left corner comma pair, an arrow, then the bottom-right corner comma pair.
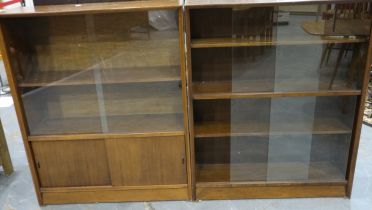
0,93 -> 372,210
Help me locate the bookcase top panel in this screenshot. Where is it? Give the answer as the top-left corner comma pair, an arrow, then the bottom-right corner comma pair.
0,0 -> 181,17
185,0 -> 372,8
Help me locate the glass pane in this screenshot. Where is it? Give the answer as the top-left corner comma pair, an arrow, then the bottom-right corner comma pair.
6,10 -> 183,135
195,96 -> 356,182
191,3 -> 371,95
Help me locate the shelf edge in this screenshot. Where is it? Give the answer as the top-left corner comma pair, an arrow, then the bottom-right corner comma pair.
194,130 -> 352,138
193,90 -> 362,100
191,38 -> 368,49
196,180 -> 347,188
28,131 -> 185,141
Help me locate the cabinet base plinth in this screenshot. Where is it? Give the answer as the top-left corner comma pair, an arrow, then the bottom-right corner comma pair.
41,185 -> 189,205
196,184 -> 346,200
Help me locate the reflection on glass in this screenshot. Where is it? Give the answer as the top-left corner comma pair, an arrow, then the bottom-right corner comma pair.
190,2 -> 367,185
191,3 -> 371,95
6,10 -> 183,135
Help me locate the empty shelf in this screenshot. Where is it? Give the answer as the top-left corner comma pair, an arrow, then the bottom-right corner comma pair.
196,162 -> 346,183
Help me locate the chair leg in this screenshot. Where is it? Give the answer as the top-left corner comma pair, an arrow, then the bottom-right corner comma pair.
329,43 -> 347,89
325,43 -> 334,65
348,44 -> 361,87
320,43 -> 334,68
0,120 -> 13,176
320,44 -> 330,68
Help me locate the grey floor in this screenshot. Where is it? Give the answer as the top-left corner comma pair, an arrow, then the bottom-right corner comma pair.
0,95 -> 372,210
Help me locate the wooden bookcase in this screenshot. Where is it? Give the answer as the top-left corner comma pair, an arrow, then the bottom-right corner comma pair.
1,0 -> 372,205
185,0 -> 372,200
0,0 -> 191,205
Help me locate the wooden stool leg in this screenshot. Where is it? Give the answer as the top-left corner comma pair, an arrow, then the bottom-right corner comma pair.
0,120 -> 13,175
329,44 -> 347,89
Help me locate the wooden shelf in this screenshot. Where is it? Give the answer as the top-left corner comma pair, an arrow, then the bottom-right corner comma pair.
196,162 -> 346,183
0,0 -> 182,17
193,80 -> 362,100
194,117 -> 352,138
191,37 -> 368,49
19,66 -> 180,87
30,113 -> 184,136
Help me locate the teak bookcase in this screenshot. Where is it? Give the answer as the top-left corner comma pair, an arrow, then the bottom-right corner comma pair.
185,0 -> 372,201
0,0 -> 191,205
0,0 -> 372,205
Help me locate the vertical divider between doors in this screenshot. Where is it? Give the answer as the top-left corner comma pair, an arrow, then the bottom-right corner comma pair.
183,7 -> 196,200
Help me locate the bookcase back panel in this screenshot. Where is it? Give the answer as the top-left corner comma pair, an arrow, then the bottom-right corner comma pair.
190,8 -> 233,39
6,12 -> 179,72
196,136 -> 269,182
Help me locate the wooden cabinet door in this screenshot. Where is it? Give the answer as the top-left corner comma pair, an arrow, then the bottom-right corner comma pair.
106,136 -> 187,186
32,140 -> 111,188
